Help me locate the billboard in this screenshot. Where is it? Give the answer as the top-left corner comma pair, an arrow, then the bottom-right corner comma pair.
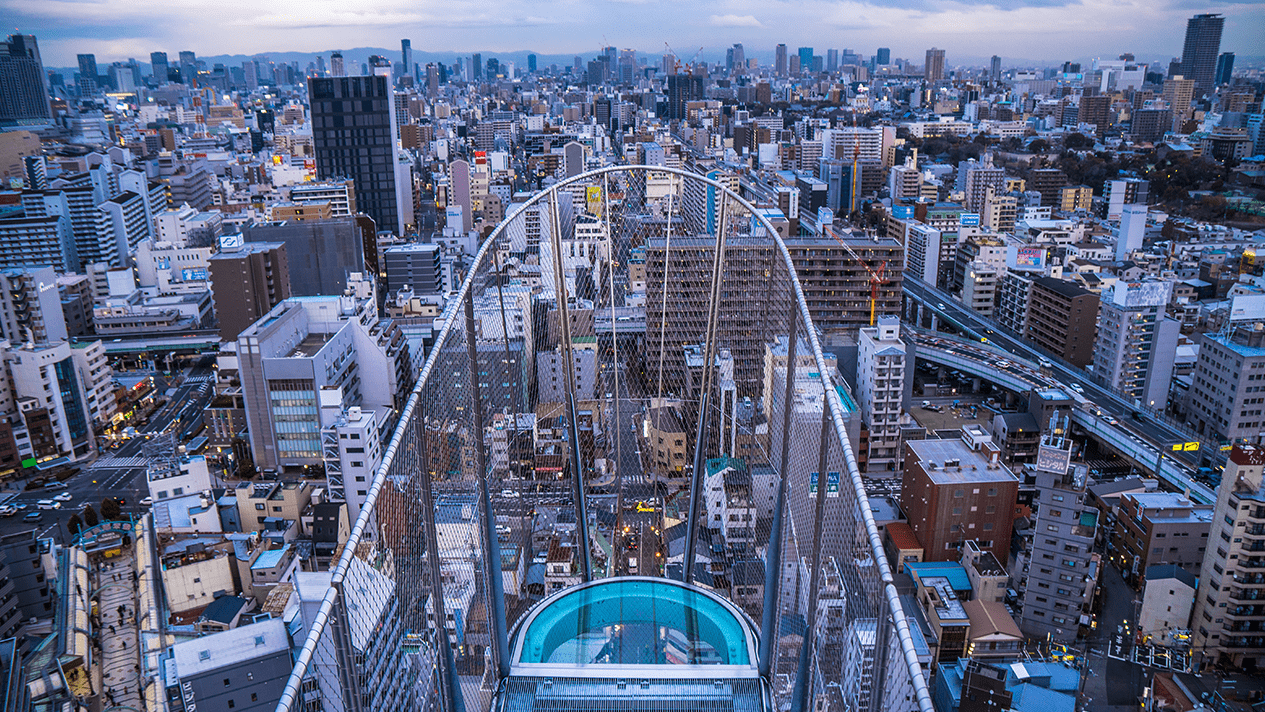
1229,294 -> 1265,322
586,186 -> 603,216
1008,245 -> 1046,269
892,205 -> 915,219
959,213 -> 980,227
181,268 -> 208,282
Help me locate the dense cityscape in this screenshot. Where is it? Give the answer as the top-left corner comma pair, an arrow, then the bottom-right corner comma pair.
0,8 -> 1262,712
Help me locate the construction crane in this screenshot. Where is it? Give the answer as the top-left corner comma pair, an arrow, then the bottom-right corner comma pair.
663,43 -> 705,74
822,223 -> 889,326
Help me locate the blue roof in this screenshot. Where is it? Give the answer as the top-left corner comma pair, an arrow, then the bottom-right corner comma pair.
251,544 -> 291,570
905,562 -> 972,593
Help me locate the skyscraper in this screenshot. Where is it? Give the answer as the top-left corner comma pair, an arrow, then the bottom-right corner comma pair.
178,50 -> 197,83
826,49 -> 838,72
77,53 -> 98,93
472,53 -> 483,80
329,52 -> 344,77
876,47 -> 890,66
731,44 -> 745,75
797,47 -> 814,74
150,51 -> 169,84
0,34 -> 52,125
775,44 -> 788,77
309,74 -> 402,235
1179,13 -> 1224,94
528,54 -> 537,73
1215,51 -> 1235,86
925,48 -> 946,83
400,38 -> 412,80
989,55 -> 1001,81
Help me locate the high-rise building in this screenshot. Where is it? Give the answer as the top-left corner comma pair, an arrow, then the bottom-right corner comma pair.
1019,416 -> 1099,643
1092,281 -> 1181,408
857,317 -> 907,472
1179,13 -> 1224,94
150,51 -> 169,84
1162,76 -> 1196,127
962,156 -> 1006,213
876,47 -> 890,66
400,38 -> 412,80
1215,51 -> 1235,86
472,53 -> 483,80
1103,178 -> 1148,220
329,52 -> 344,77
783,233 -> 904,332
243,216 -> 367,297
826,49 -> 838,73
206,240 -> 291,342
990,55 -> 1001,81
775,44 -> 788,77
665,74 -> 703,121
1115,203 -> 1147,261
1185,319 -> 1265,446
178,50 -> 197,83
309,75 -> 402,235
1024,278 -> 1100,367
0,266 -> 67,344
0,35 -> 52,125
76,53 -> 98,93
797,47 -> 814,74
925,48 -> 946,83
901,425 -> 1019,564
1189,445 -> 1265,670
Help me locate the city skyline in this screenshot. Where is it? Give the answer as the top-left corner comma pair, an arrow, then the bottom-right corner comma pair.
6,0 -> 1260,68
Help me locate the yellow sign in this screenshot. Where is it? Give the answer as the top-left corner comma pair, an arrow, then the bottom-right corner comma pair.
1221,444 -> 1233,451
1172,442 -> 1200,451
586,186 -> 603,216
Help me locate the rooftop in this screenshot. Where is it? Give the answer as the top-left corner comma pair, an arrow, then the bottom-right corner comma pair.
906,439 -> 1017,484
171,617 -> 289,678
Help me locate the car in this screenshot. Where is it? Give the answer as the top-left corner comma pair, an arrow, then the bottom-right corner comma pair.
53,492 -> 73,502
1069,383 -> 1085,394
36,500 -> 60,510
500,489 -> 520,499
42,480 -> 66,491
22,512 -> 41,523
0,505 -> 15,517
996,361 -> 1011,369
140,496 -> 153,506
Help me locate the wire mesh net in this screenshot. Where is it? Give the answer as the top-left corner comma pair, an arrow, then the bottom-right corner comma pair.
276,166 -> 932,712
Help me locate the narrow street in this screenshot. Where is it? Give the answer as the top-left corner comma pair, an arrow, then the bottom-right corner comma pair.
1083,563 -> 1145,712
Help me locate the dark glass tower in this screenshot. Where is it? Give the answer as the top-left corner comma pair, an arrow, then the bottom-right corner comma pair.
0,35 -> 51,124
308,75 -> 399,236
1179,13 -> 1224,94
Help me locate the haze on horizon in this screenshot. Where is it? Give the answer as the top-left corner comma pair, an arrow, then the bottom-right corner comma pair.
5,0 -> 1261,68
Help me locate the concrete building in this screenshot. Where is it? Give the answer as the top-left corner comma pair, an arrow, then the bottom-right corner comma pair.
0,529 -> 53,621
857,316 -> 907,472
1189,445 -> 1265,670
783,234 -> 904,332
962,158 -> 1006,213
236,293 -> 410,472
383,243 -> 442,296
207,241 -> 290,342
165,618 -> 292,712
1138,564 -> 1197,644
0,215 -> 76,273
1111,491 -> 1212,579
1092,281 -> 1181,408
901,426 -> 1019,564
3,340 -> 94,460
1025,277 -> 1099,367
69,340 -> 115,428
0,266 -> 66,344
320,401 -> 382,523
1103,178 -> 1148,221
0,34 -> 52,125
243,217 -> 366,297
1020,418 -> 1100,642
1115,204 -> 1147,261
1185,322 -> 1265,446
961,261 -> 1000,317
154,203 -> 223,247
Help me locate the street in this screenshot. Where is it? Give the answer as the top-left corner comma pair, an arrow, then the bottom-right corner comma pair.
0,355 -> 218,545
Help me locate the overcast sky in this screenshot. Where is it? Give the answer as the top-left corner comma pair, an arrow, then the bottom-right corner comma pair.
7,0 -> 1262,68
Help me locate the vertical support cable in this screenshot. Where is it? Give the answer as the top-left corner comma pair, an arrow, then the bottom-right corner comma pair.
793,410 -> 834,712
547,188 -> 593,581
603,172 -> 626,578
330,578 -> 364,712
417,406 -> 465,712
683,193 -> 729,584
463,292 -> 511,680
760,305 -> 798,677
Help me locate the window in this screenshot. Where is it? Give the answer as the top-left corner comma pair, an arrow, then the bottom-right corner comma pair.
255,503 -> 265,511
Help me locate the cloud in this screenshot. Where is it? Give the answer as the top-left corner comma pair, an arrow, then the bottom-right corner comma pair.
708,13 -> 762,27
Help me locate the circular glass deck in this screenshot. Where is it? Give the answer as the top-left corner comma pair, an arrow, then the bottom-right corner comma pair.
510,577 -> 759,672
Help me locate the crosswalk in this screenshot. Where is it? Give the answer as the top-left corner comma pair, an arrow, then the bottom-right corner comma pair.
90,456 -> 149,470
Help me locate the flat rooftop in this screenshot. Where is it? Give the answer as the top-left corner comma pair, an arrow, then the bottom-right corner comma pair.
287,332 -> 335,358
906,439 -> 1018,484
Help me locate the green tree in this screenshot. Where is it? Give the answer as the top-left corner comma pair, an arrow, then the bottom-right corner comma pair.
1028,139 -> 1051,154
100,497 -> 121,521
68,513 -> 83,537
82,504 -> 99,527
1064,133 -> 1094,150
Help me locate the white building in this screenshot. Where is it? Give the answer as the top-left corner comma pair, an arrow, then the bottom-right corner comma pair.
857,316 -> 907,472
154,203 -> 224,247
69,340 -> 116,428
320,400 -> 382,523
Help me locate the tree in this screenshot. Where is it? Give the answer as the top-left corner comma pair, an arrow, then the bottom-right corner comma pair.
1028,139 -> 1051,154
1064,132 -> 1094,150
100,497 -> 121,521
82,504 -> 99,528
68,513 -> 83,537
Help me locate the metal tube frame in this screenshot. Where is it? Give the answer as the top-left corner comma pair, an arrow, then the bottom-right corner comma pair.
275,165 -> 935,712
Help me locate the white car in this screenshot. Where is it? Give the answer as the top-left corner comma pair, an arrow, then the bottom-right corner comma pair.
37,499 -> 61,510
0,504 -> 16,517
500,489 -> 520,499
1069,383 -> 1085,394
53,492 -> 73,502
140,496 -> 153,506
